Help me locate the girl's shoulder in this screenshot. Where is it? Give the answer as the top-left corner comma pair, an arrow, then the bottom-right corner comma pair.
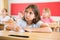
5,16 -> 10,19
18,19 -> 27,24
0,15 -> 10,18
33,20 -> 44,28
6,16 -> 10,17
37,20 -> 44,24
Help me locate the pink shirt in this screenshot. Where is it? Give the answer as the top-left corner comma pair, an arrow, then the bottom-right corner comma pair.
41,17 -> 53,23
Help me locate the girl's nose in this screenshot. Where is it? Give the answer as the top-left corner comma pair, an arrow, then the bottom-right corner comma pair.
27,13 -> 30,17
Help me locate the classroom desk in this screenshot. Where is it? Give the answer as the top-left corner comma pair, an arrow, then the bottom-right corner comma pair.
57,25 -> 60,32
49,23 -> 60,32
0,31 -> 60,40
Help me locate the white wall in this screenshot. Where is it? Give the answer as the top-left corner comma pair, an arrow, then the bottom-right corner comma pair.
8,0 -> 60,3
0,0 -> 2,10
8,0 -> 60,21
0,0 -> 4,14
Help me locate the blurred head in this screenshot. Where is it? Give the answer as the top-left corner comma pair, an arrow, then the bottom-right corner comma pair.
18,11 -> 24,18
23,4 -> 40,24
1,8 -> 8,16
42,8 -> 51,18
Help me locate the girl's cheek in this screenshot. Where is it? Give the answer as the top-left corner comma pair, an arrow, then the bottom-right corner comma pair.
30,15 -> 35,20
43,13 -> 48,16
42,13 -> 45,16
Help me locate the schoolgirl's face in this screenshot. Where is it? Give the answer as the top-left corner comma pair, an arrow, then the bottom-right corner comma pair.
1,9 -> 7,16
42,10 -> 50,18
25,8 -> 35,21
18,12 -> 23,18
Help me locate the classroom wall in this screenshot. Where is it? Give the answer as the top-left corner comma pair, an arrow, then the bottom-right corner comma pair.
0,0 -> 4,14
0,0 -> 8,15
11,3 -> 60,16
3,0 -> 8,11
8,0 -> 60,21
8,0 -> 60,15
0,0 -> 2,11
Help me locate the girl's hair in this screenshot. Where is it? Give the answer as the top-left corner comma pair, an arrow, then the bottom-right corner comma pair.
44,8 -> 50,13
1,8 -> 8,15
23,4 -> 41,24
18,11 -> 24,15
2,8 -> 8,12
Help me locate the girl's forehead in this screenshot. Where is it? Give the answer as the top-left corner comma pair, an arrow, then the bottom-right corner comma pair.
26,8 -> 33,12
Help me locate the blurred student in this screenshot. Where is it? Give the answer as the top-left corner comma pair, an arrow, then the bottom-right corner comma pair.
17,11 -> 24,19
16,11 -> 24,22
0,8 -> 10,23
41,8 -> 58,31
41,8 -> 55,23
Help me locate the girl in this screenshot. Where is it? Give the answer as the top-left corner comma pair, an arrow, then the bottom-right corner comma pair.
6,4 -> 52,32
0,8 -> 10,23
17,11 -> 24,19
0,8 -> 11,31
17,4 -> 52,32
41,8 -> 54,23
41,8 -> 58,32
16,11 -> 24,22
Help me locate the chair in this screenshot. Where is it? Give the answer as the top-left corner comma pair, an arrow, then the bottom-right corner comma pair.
0,24 -> 4,30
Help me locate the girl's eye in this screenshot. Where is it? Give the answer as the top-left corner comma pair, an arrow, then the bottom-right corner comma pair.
30,12 -> 32,14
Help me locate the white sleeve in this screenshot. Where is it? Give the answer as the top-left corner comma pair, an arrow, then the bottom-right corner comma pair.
36,21 -> 44,28
0,16 -> 1,21
3,16 -> 10,21
16,19 -> 27,28
38,21 -> 44,25
36,21 -> 50,28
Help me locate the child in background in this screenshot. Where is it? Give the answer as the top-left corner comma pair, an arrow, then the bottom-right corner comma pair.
0,8 -> 10,23
16,11 -> 24,22
17,11 -> 24,19
0,8 -> 11,31
41,8 -> 58,31
41,8 -> 54,23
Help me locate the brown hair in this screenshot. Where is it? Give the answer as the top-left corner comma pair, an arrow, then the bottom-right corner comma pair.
1,8 -> 8,15
23,4 -> 41,24
2,8 -> 8,12
44,8 -> 50,13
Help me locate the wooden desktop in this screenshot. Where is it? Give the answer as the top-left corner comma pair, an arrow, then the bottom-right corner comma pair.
0,30 -> 60,40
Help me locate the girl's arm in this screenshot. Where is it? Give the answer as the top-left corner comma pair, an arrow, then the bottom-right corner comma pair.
25,24 -> 52,33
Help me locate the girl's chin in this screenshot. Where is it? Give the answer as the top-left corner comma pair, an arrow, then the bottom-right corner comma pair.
26,19 -> 31,21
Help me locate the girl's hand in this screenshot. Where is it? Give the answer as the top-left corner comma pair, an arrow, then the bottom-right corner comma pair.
6,25 -> 14,31
13,26 -> 20,32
